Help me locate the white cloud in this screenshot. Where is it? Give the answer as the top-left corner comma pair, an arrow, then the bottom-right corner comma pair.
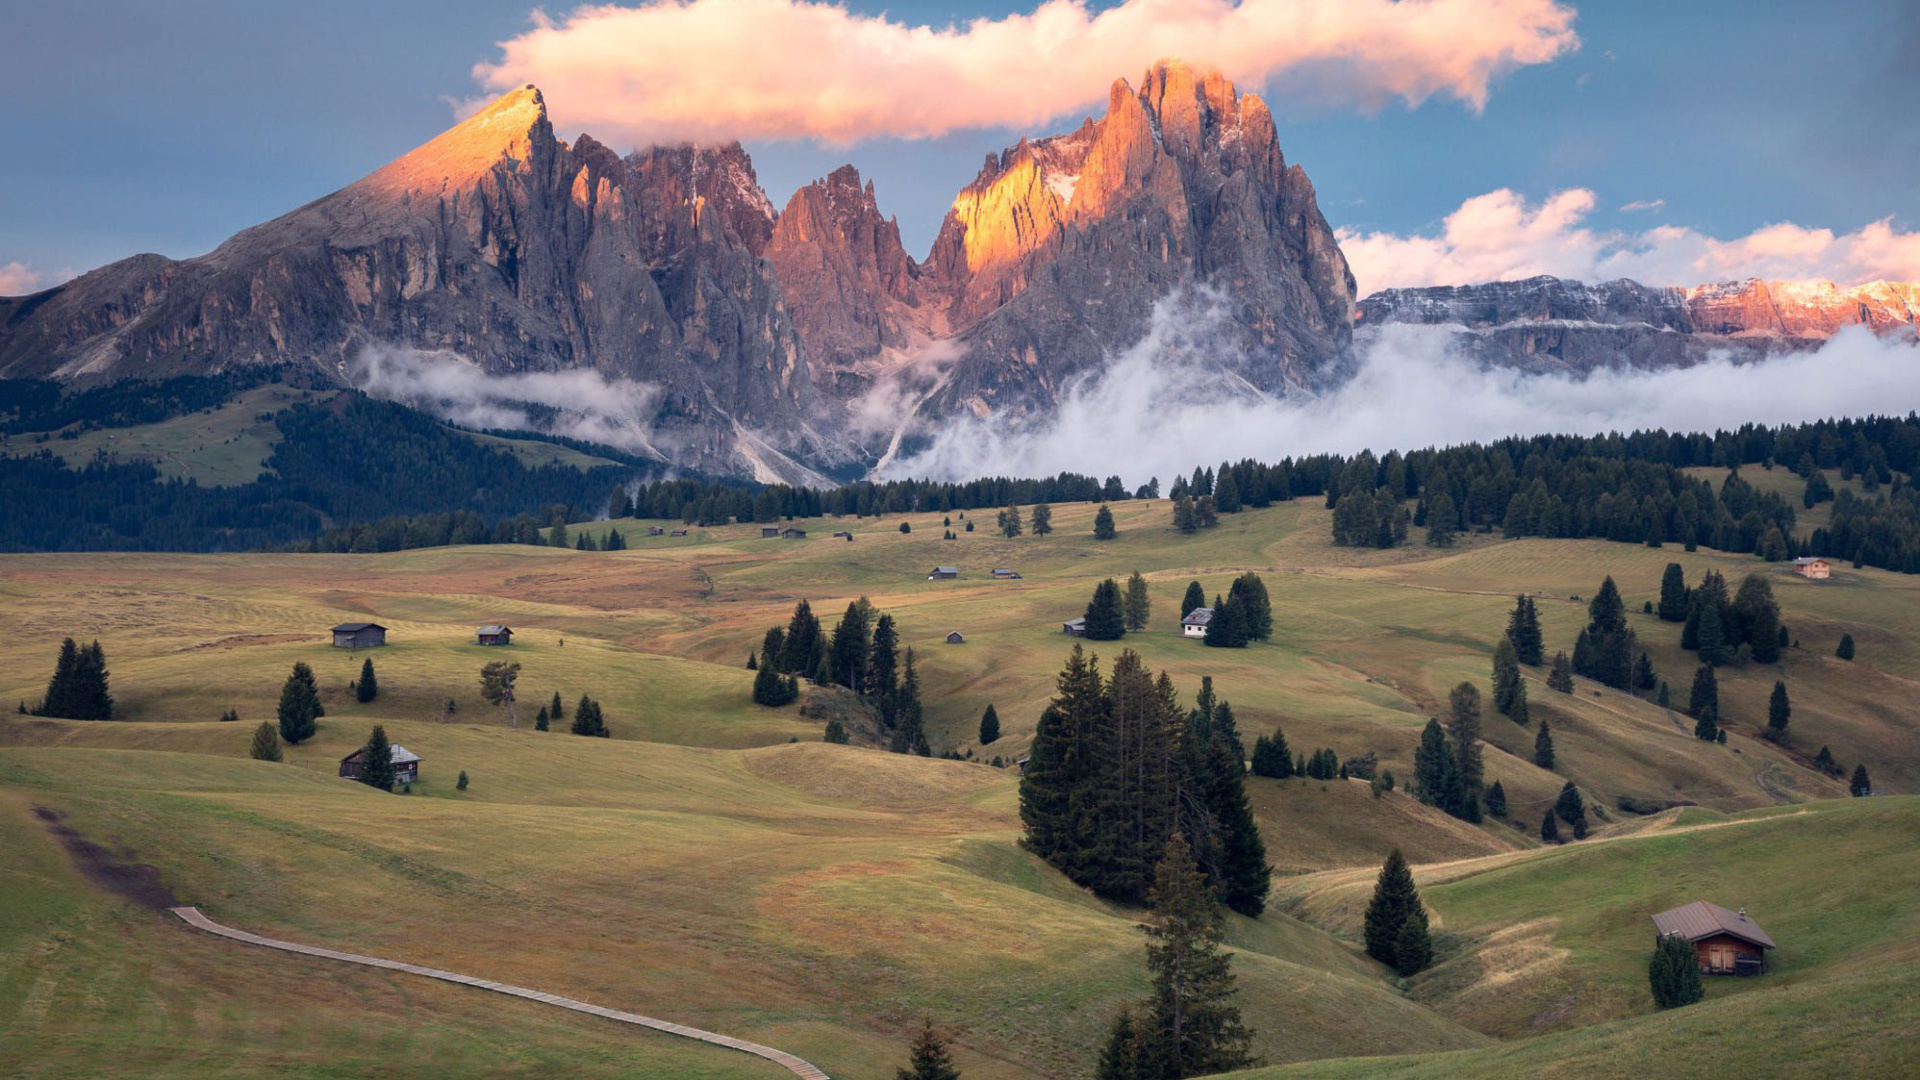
1619,198 -> 1664,213
471,0 -> 1579,145
350,344 -> 664,455
0,261 -> 76,296
1339,188 -> 1920,292
884,291 -> 1920,486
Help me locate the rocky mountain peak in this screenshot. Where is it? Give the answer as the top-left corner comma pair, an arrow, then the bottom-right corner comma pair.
353,84 -> 553,201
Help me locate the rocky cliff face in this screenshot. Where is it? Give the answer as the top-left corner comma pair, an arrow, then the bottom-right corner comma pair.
1355,275 -> 1920,372
0,87 -> 834,483
764,165 -> 933,397
914,60 -> 1356,422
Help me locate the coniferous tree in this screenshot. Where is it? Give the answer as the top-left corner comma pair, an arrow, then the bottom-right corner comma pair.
1508,675 -> 1531,726
1555,781 -> 1587,832
1084,651 -> 1181,903
534,706 -> 549,731
550,692 -> 565,722
1446,682 -> 1484,806
1140,832 -> 1257,1079
1635,652 -> 1657,692
1363,849 -> 1422,966
1031,503 -> 1053,536
1766,681 -> 1791,743
457,770 -> 469,791
1541,811 -> 1561,843
1124,571 -> 1152,632
479,660 -> 521,725
1020,646 -> 1104,875
1837,633 -> 1855,660
1813,745 -> 1839,775
828,600 -> 873,692
1485,779 -> 1507,818
1172,494 -> 1197,534
1492,638 -> 1522,716
823,719 -> 849,744
1084,578 -> 1128,641
1688,664 -> 1719,734
746,652 -> 757,670
1199,701 -> 1269,917
1212,466 -> 1241,514
1227,573 -> 1272,641
1735,575 -> 1782,664
36,637 -> 80,719
1850,764 -> 1872,796
1201,593 -> 1247,648
1534,721 -> 1555,770
1650,933 -> 1705,1009
1094,503 -> 1118,540
753,651 -> 799,706
1657,563 -> 1689,621
571,695 -> 609,737
1194,495 -> 1219,529
894,1015 -> 961,1080
277,662 -> 322,745
979,704 -> 1000,745
998,503 -> 1024,538
1507,595 -> 1545,666
72,641 -> 113,721
1250,726 -> 1293,778
1425,490 -> 1458,547
870,614 -> 900,721
1393,903 -> 1433,976
357,725 -> 396,790
1180,581 -> 1206,619
891,648 -> 928,755
780,599 -> 824,676
354,657 -> 378,703
1548,651 -> 1574,693
1412,719 -> 1456,811
1095,1007 -> 1151,1080
249,721 -> 283,762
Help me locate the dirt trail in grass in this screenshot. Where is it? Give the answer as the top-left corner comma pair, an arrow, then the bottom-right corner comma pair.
169,906 -> 829,1079
31,804 -> 178,910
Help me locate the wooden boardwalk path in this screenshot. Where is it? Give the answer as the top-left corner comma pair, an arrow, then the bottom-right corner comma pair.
169,906 -> 830,1080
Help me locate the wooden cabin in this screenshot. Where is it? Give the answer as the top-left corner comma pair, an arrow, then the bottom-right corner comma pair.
780,528 -> 807,539
1651,901 -> 1776,975
945,631 -> 965,644
648,526 -> 666,536
476,624 -> 514,646
330,622 -> 387,649
928,566 -> 959,580
1181,608 -> 1213,638
339,744 -> 420,786
832,530 -> 853,538
1062,617 -> 1087,637
669,528 -> 689,537
992,568 -> 1022,579
761,526 -> 780,538
1791,556 -> 1831,579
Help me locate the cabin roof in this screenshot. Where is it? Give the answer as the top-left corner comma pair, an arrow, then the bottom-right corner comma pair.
341,744 -> 421,766
1791,556 -> 1827,566
1182,607 -> 1214,626
331,622 -> 385,633
1063,617 -> 1087,629
1651,901 -> 1776,949
477,625 -> 512,635
932,566 -> 958,574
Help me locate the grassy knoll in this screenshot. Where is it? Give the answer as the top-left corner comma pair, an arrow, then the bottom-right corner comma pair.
1,720 -> 1484,1079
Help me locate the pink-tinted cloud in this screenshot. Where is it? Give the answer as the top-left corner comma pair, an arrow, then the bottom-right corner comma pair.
471,0 -> 1579,145
1339,189 -> 1920,292
0,261 -> 74,296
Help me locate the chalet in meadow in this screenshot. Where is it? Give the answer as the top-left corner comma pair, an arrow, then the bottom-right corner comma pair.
331,622 -> 387,649
1651,901 -> 1776,975
761,526 -> 780,538
928,567 -> 959,580
476,625 -> 514,646
1791,556 -> 1831,579
992,568 -> 1022,579
1181,608 -> 1214,638
339,744 -> 420,786
1062,617 -> 1087,637
946,631 -> 965,644
781,528 -> 807,540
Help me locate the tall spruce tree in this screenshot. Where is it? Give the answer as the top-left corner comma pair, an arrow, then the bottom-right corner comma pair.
277,662 -> 322,745
1735,575 -> 1782,664
998,503 -> 1024,538
1767,681 -> 1791,743
36,637 -> 80,718
1507,595 -> 1545,666
979,704 -> 1000,745
1250,726 -> 1292,778
1085,579 -> 1128,641
753,652 -> 798,706
780,599 -> 824,676
71,641 -> 113,721
1688,664 -> 1719,732
1555,781 -> 1587,832
1446,682 -> 1484,810
894,1016 -> 961,1080
1394,903 -> 1433,976
1658,563 -> 1689,621
1485,779 -> 1508,818
1094,503 -> 1118,540
1202,593 -> 1247,648
249,721 -> 283,762
1140,832 -> 1257,1079
1227,573 -> 1272,641
549,691 -> 564,721
1508,674 -> 1531,726
828,600 -> 873,692
1031,502 -> 1054,536
357,725 -> 396,790
1650,933 -> 1705,1009
1019,647 -> 1105,875
870,614 -> 900,722
1850,764 -> 1872,796
1123,571 -> 1152,632
1534,721 -> 1555,770
1180,581 -> 1207,619
571,695 -> 608,737
1212,465 -> 1241,514
356,658 -> 378,703
1197,701 -> 1269,917
1412,719 -> 1454,810
1095,1007 -> 1151,1080
1363,850 -> 1423,966
1492,638 -> 1522,716
1086,651 -> 1181,903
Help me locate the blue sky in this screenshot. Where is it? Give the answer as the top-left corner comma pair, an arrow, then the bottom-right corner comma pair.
3,0 -> 1915,289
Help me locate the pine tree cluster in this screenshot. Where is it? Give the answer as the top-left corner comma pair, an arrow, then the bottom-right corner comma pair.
32,638 -> 114,720
1020,651 -> 1270,915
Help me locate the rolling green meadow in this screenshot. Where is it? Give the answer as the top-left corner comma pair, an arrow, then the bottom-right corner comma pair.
3,484 -> 1916,1078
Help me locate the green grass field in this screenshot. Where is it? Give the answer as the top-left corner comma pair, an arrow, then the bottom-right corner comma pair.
3,495 -> 1916,1077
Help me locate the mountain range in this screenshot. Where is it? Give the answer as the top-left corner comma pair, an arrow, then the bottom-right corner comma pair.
2,61 -> 1912,481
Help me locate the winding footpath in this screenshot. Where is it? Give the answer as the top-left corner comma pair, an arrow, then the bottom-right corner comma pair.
169,906 -> 829,1079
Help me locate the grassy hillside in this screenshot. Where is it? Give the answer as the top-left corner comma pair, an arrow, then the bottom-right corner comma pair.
3,494 -> 1916,1077
1,719 -> 1486,1079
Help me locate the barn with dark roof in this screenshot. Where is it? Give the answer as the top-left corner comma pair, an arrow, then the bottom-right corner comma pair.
1651,901 -> 1776,975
